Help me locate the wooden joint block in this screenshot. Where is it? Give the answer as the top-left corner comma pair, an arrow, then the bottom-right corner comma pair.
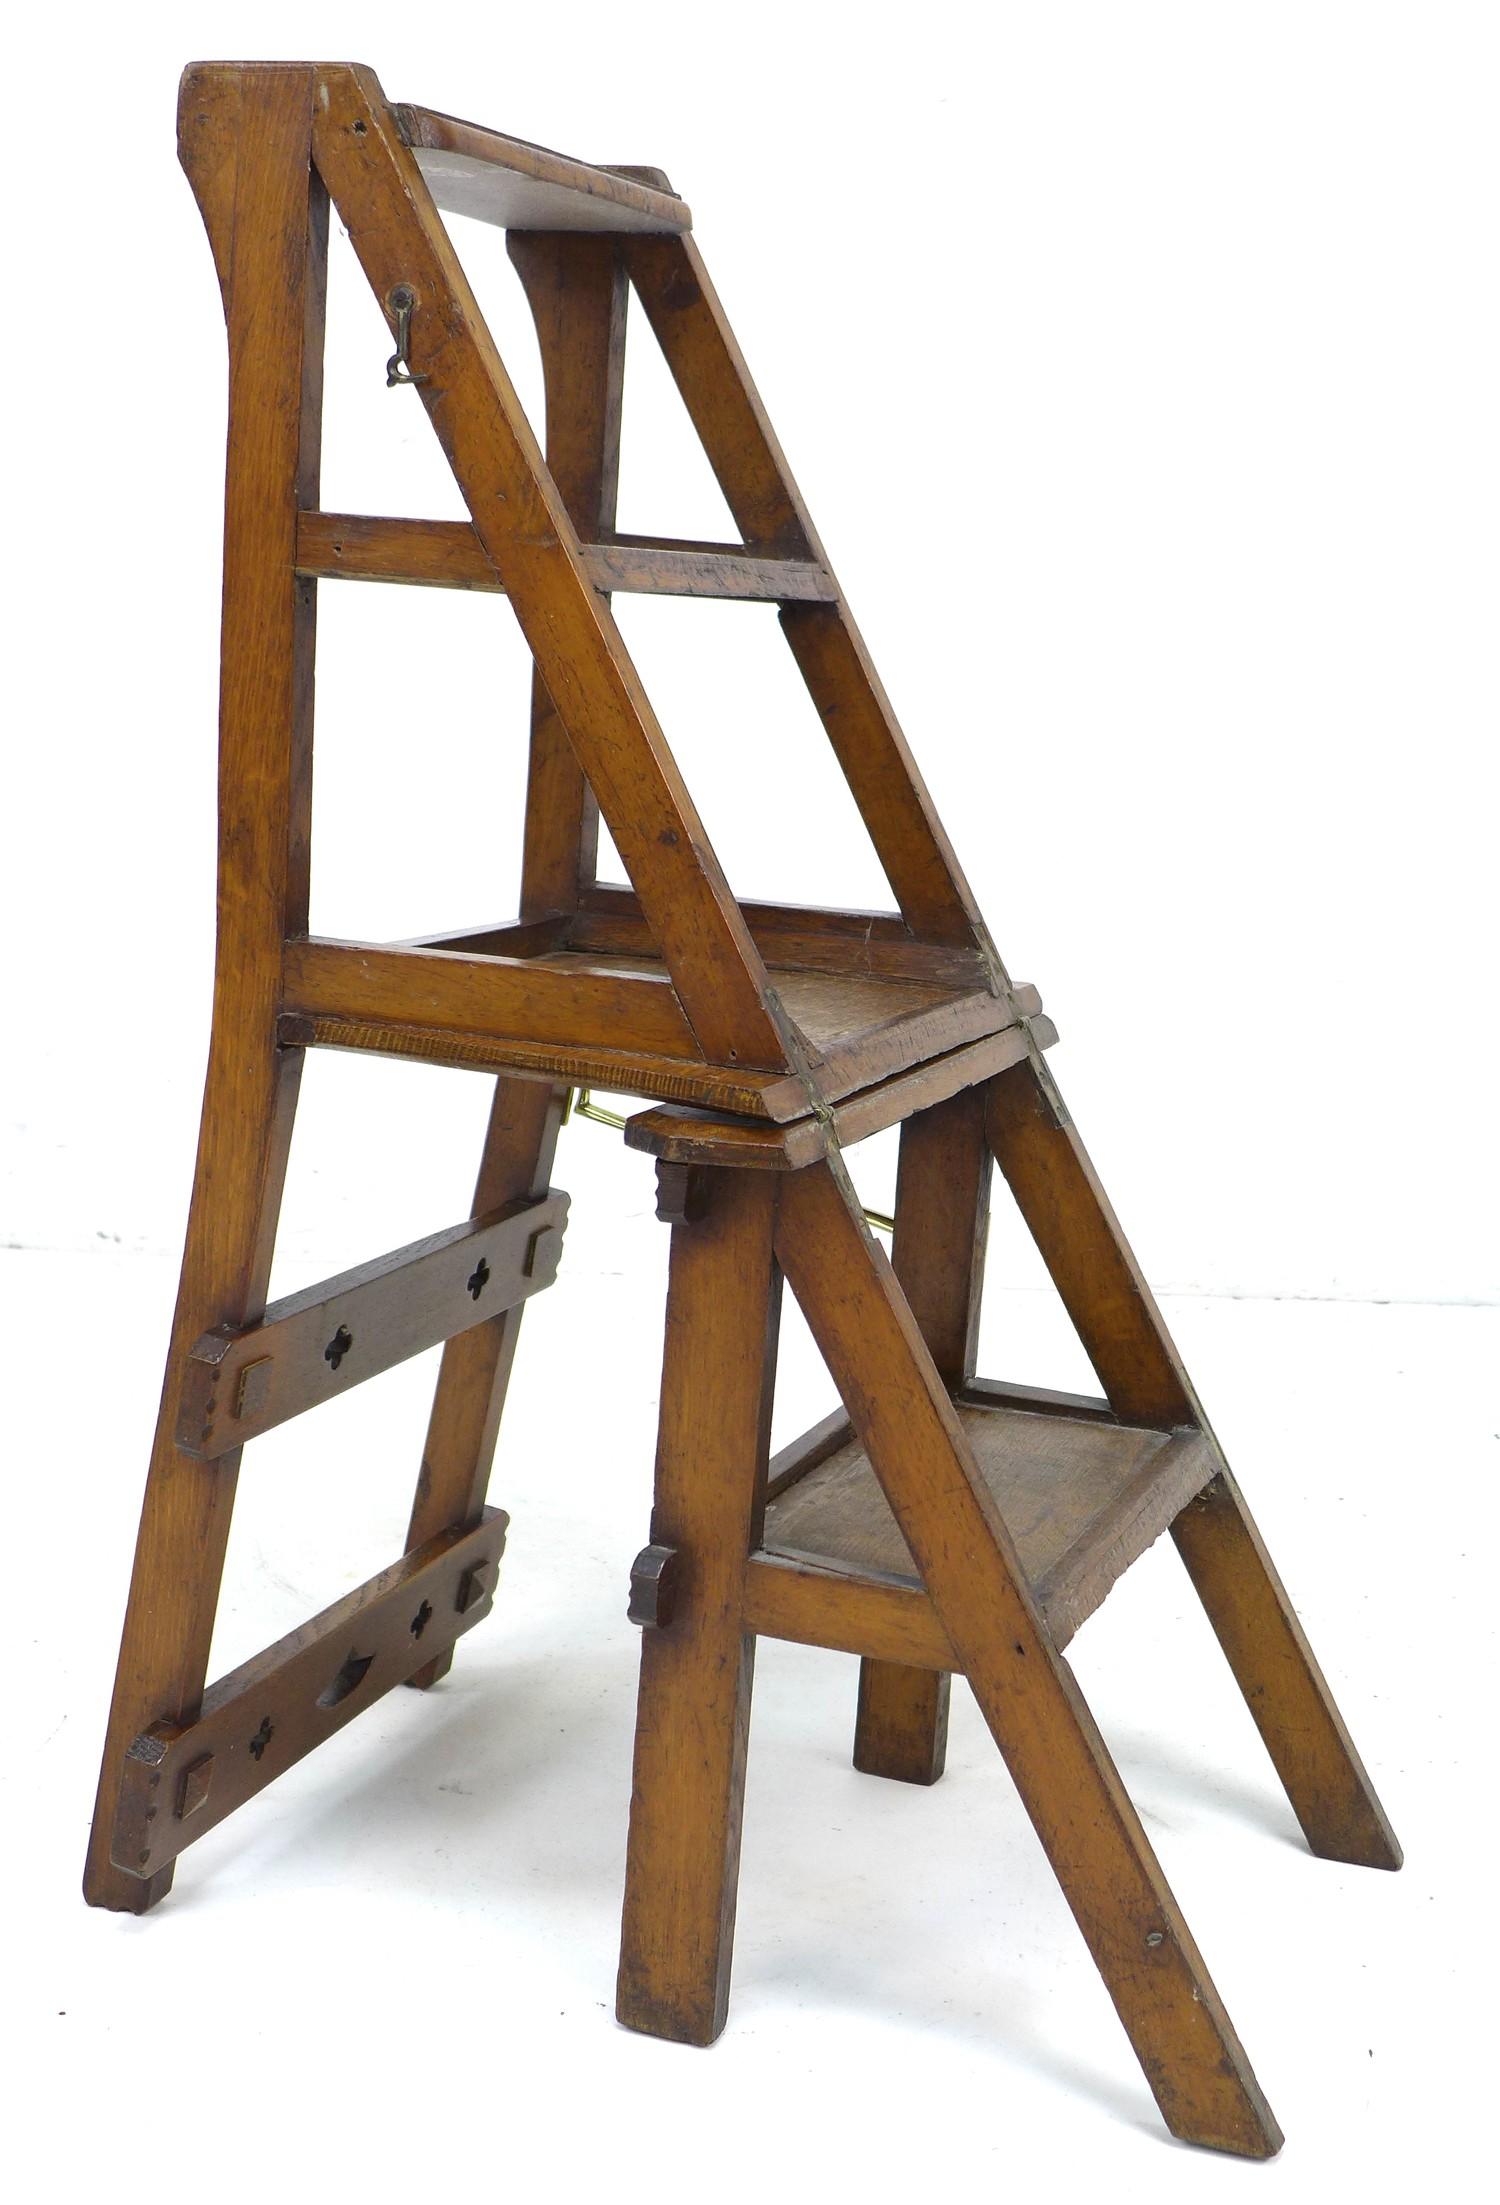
627,1544 -> 681,1628
654,1162 -> 712,1225
110,1511 -> 508,1880
176,1189 -> 569,1457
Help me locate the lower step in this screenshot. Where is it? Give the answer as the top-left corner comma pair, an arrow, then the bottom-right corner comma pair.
753,1401 -> 1217,1657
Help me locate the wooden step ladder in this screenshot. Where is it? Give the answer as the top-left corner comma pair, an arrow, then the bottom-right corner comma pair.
87,61 -> 1400,2161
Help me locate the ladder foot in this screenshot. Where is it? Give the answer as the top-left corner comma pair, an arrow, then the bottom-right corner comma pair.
852,1659 -> 949,1785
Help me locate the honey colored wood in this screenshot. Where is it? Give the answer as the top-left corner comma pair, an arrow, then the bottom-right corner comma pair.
616,1169 -> 782,2044
742,1551 -> 956,1670
405,1079 -> 565,1690
282,939 -> 704,1061
92,66 -> 1398,2157
764,1405 -> 852,1502
853,1085 -> 991,1781
112,1510 -> 508,1879
175,1189 -> 567,1457
625,234 -> 998,958
311,67 -> 791,1075
394,104 -> 692,233
283,1011 -> 814,1119
623,1015 -> 1054,1164
764,1402 -> 1217,1652
985,1056 -> 1402,1870
773,1160 -> 1283,2156
1172,1475 -> 1402,1870
507,229 -> 624,916
85,64 -> 328,1915
294,510 -> 834,602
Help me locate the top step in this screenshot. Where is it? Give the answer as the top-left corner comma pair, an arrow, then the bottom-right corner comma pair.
394,105 -> 692,234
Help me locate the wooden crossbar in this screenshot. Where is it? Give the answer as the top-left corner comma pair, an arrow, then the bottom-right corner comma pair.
176,1191 -> 568,1457
295,512 -> 835,601
111,1511 -> 509,1879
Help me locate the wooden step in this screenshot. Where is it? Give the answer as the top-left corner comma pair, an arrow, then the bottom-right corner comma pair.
393,105 -> 691,234
750,1402 -> 1218,1658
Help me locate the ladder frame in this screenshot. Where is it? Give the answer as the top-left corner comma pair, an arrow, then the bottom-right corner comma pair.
85,62 -> 1400,2161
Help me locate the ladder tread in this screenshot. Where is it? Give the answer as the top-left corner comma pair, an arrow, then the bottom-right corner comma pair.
761,1401 -> 1217,1650
395,103 -> 691,233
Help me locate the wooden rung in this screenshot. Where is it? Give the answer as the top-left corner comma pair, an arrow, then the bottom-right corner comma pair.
110,1511 -> 508,1879
175,1192 -> 568,1458
757,1402 -> 1219,1653
394,104 -> 692,234
295,513 -> 834,602
744,1551 -> 956,1671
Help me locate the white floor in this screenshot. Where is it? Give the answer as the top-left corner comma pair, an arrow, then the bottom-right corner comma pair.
9,1223 -> 1493,2201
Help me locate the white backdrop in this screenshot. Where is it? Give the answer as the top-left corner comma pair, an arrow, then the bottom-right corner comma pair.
6,0 -> 1496,1304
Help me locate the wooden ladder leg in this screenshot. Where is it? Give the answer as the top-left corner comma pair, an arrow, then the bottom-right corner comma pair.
777,1159 -> 1283,2158
853,1086 -> 990,1785
404,1078 -> 564,1688
986,1057 -> 1401,1871
84,1042 -> 303,1912
86,64 -> 328,1910
616,1165 -> 781,2046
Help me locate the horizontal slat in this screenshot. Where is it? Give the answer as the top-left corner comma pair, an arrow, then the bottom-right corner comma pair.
281,938 -> 707,1062
279,1013 -> 815,1122
176,1191 -> 568,1458
295,513 -> 832,601
112,1512 -> 508,1879
395,104 -> 692,233
585,539 -> 835,601
580,882 -> 916,943
744,1551 -> 955,1670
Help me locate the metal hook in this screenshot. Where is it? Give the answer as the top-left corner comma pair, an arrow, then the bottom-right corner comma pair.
385,284 -> 429,388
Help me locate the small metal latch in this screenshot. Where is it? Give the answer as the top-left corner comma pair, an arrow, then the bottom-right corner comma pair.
385,284 -> 428,387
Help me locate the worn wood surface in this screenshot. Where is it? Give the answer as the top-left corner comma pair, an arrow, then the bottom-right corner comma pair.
176,1190 -> 567,1457
764,1403 -> 1217,1652
986,1055 -> 1401,1869
312,67 -> 790,1074
1172,1474 -> 1402,1869
507,229 -> 623,916
625,234 -> 996,957
616,1168 -> 781,2044
774,1161 -> 1282,2157
294,511 -> 834,601
623,1015 -> 1053,1164
282,938 -> 702,1060
405,1079 -> 565,1688
112,1511 -> 508,1879
394,103 -> 692,233
85,64 -> 328,1915
742,1551 -> 956,1670
854,1087 -> 992,1782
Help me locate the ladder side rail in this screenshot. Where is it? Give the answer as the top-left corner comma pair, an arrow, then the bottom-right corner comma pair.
625,235 -> 999,960
311,66 -> 791,1076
